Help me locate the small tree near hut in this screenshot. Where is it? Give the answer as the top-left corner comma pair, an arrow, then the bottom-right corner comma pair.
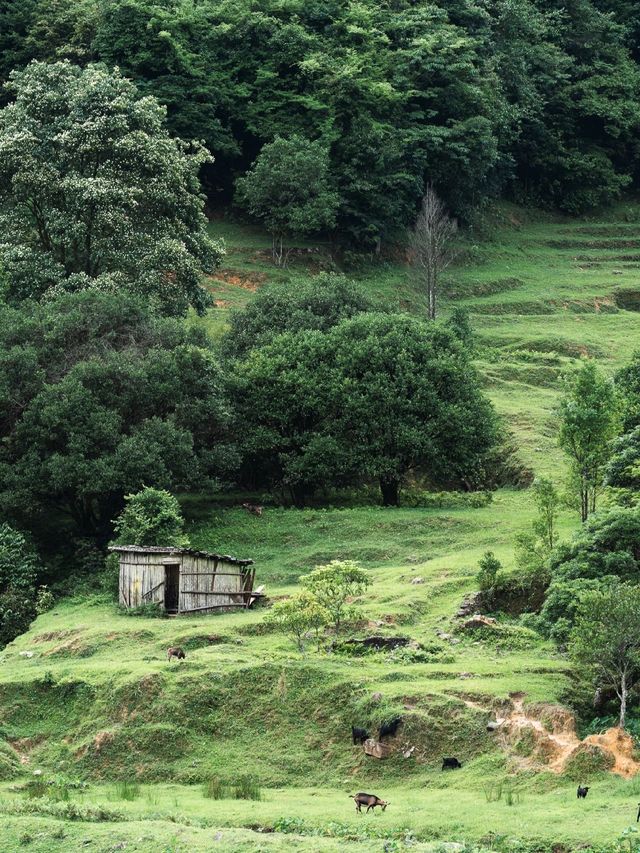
301,560 -> 370,635
570,582 -> 640,729
409,186 -> 458,320
265,592 -> 329,652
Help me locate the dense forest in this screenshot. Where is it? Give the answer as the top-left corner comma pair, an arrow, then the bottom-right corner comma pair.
1,0 -> 640,247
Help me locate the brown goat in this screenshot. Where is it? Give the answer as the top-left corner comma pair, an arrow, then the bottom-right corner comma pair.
242,502 -> 263,517
167,646 -> 186,662
350,792 -> 389,813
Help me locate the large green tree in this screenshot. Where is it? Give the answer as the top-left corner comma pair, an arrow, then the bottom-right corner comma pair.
233,313 -> 498,505
223,273 -> 373,360
0,60 -> 221,314
0,291 -> 237,541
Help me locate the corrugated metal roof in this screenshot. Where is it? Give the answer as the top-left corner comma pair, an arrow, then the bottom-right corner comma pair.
108,545 -> 253,566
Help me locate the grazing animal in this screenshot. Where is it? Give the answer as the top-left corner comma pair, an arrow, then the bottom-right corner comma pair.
637,802 -> 640,823
442,757 -> 462,770
351,726 -> 370,745
167,646 -> 186,662
378,717 -> 402,740
350,792 -> 389,813
577,785 -> 589,799
242,502 -> 263,517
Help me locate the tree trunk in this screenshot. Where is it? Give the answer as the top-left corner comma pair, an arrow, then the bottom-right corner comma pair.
428,270 -> 437,320
580,473 -> 589,523
380,477 -> 399,506
272,233 -> 285,266
620,678 -> 628,729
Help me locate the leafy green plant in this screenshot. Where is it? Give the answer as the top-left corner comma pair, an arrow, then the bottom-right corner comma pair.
232,775 -> 261,801
112,780 -> 140,801
300,560 -> 370,635
202,777 -> 228,800
477,551 -> 502,592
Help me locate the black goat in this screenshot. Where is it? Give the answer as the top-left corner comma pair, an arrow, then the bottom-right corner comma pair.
351,726 -> 370,745
577,785 -> 589,799
442,757 -> 462,770
378,717 -> 402,740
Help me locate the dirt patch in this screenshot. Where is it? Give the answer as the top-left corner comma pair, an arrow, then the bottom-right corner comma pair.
43,638 -> 98,658
31,629 -> 81,644
480,693 -> 640,777
76,730 -> 115,759
206,269 -> 268,292
8,735 -> 47,765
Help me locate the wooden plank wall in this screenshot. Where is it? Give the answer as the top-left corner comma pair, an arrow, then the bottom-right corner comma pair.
179,555 -> 243,613
118,553 -> 165,608
119,552 -> 250,614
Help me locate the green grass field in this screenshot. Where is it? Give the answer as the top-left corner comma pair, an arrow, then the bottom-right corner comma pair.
4,204 -> 640,851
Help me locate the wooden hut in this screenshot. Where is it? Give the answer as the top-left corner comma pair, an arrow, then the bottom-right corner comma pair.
110,546 -> 257,615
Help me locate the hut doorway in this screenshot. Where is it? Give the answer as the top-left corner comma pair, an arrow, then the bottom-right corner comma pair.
164,564 -> 180,613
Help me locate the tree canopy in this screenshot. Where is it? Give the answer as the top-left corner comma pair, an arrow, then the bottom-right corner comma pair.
235,136 -> 338,265
233,312 -> 498,504
0,60 -> 221,314
0,291 -> 236,541
570,581 -> 640,729
558,361 -> 619,521
223,273 -> 374,360
2,1 -> 640,246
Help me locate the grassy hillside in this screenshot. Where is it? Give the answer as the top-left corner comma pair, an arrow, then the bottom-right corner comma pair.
4,204 -> 640,851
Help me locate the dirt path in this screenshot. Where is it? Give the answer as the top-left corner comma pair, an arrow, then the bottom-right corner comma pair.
462,692 -> 640,777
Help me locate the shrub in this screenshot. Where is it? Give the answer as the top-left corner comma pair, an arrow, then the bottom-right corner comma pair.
112,780 -> 140,801
112,487 -> 189,548
476,551 -> 501,592
202,777 -> 228,800
233,775 -> 262,801
35,586 -> 54,615
300,560 -> 370,635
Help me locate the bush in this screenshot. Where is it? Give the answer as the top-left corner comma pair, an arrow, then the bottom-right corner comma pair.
35,586 -> 54,614
202,776 -> 228,800
401,490 -> 492,509
233,775 -> 262,801
112,487 -> 189,548
0,524 -> 40,646
476,551 -> 501,592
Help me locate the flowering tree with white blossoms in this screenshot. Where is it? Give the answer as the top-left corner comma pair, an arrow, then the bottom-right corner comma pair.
0,60 -> 222,315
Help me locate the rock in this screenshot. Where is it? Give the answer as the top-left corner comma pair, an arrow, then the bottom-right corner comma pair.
410,577 -> 424,584
436,631 -> 452,641
371,692 -> 383,703
487,720 -> 501,732
363,738 -> 393,759
455,592 -> 483,618
402,746 -> 416,759
462,614 -> 497,631
19,651 -> 34,658
459,672 -> 473,679
342,635 -> 413,652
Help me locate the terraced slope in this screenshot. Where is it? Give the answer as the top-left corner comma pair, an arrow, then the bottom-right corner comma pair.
4,205 -> 640,851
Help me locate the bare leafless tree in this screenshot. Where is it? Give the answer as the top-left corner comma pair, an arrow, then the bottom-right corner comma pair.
409,186 -> 458,320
